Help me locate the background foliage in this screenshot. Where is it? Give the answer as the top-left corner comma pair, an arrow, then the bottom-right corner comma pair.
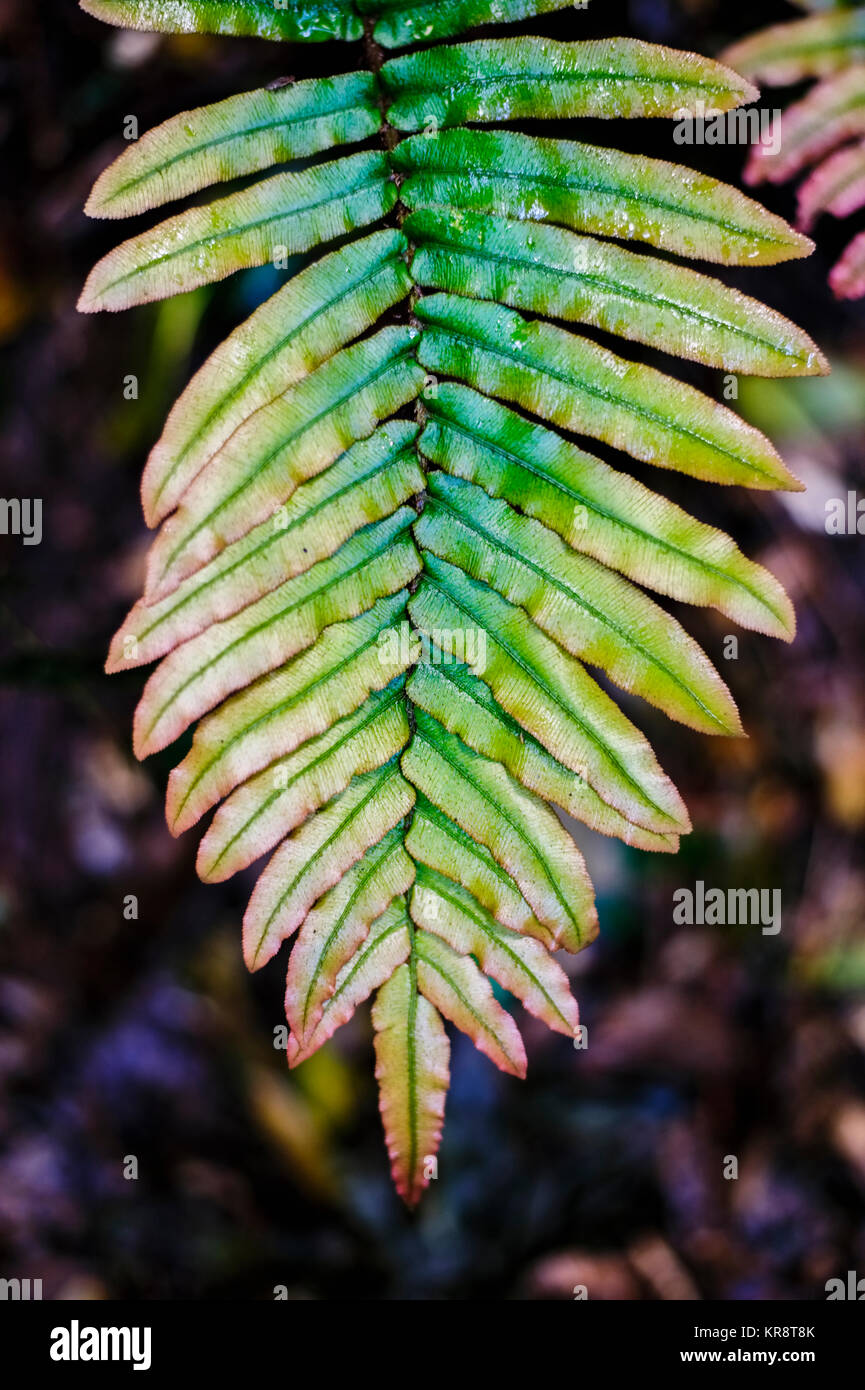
1,0 -> 864,1297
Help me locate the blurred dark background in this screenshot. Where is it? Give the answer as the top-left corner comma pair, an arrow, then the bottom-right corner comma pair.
1,0 -> 864,1300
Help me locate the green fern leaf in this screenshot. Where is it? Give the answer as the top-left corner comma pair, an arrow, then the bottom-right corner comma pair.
419,385 -> 796,639
415,293 -> 802,489
144,326 -> 423,597
79,0 -> 365,42
79,151 -> 396,310
415,473 -> 743,736
380,37 -> 757,127
412,865 -> 579,1036
723,8 -> 865,84
80,5 -> 827,1203
139,232 -> 412,525
86,74 -> 381,218
393,128 -> 814,264
406,209 -> 825,374
287,898 -> 412,1066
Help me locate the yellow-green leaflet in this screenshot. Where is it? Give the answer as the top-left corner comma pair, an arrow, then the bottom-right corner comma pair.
243,757 -> 415,970
199,682 -> 410,882
79,152 -> 395,311
286,825 -> 415,1044
372,961 -> 449,1208
412,865 -> 579,1037
79,1 -> 824,1203
416,474 -> 742,736
413,926 -> 527,1077
406,664 -> 678,860
142,230 -> 412,525
405,794 -> 568,950
134,510 -> 420,756
110,425 -> 423,670
359,0 -> 574,50
166,590 -> 413,834
402,710 -> 599,948
419,385 -> 795,639
144,326 -> 423,601
288,900 -> 411,1067
408,565 -> 690,836
87,74 -> 381,218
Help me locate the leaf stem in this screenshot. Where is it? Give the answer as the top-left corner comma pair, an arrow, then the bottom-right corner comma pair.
363,18 -> 426,795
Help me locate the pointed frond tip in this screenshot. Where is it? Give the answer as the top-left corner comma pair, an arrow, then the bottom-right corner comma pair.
80,15 -> 821,1202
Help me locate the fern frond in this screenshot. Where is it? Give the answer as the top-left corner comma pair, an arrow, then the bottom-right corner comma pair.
798,139 -> 865,232
830,225 -> 865,297
745,67 -> 865,187
80,7 -> 827,1203
723,8 -> 865,84
723,6 -> 865,300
